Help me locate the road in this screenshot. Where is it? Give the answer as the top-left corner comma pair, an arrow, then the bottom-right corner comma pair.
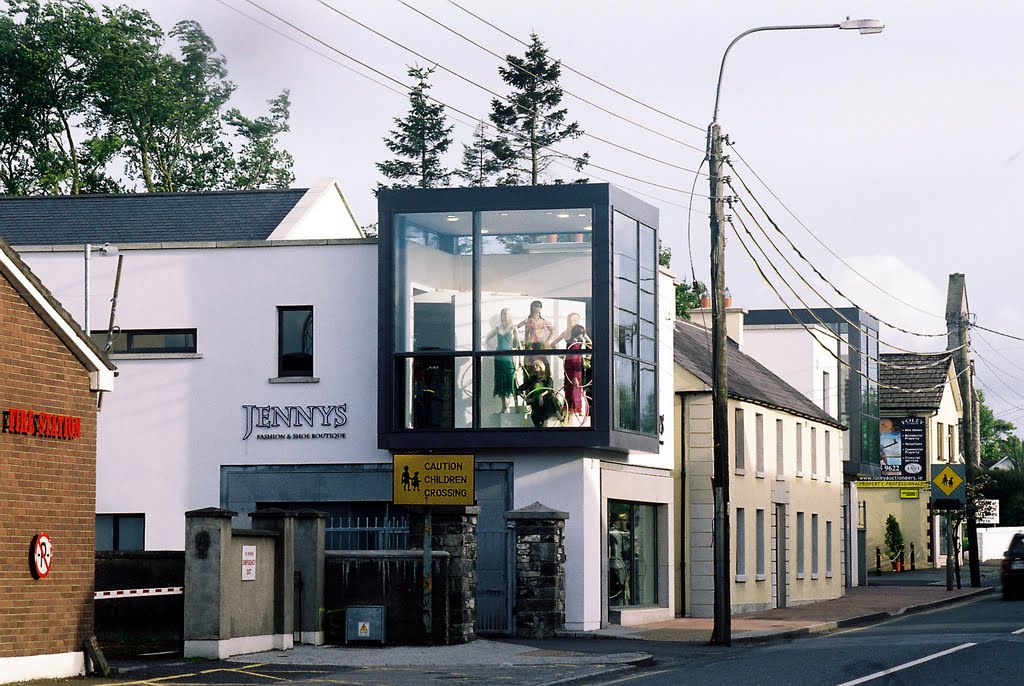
578,594 -> 1024,686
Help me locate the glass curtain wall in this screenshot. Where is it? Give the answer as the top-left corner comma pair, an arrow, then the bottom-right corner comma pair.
612,211 -> 657,434
393,208 -> 592,430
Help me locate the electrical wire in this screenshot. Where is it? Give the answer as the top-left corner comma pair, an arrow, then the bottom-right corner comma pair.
728,214 -> 969,393
446,0 -> 707,134
728,184 -> 960,361
230,0 -> 709,199
727,163 -> 947,339
727,142 -> 947,322
971,322 -> 1024,343
974,331 -> 1024,383
397,0 -> 707,156
312,0 -> 708,177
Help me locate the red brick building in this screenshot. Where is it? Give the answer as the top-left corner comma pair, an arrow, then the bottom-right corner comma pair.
0,236 -> 115,682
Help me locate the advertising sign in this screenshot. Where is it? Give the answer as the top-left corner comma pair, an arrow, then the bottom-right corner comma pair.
879,417 -> 927,481
393,454 -> 475,506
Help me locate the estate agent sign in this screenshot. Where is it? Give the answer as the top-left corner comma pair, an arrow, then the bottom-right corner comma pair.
879,417 -> 926,481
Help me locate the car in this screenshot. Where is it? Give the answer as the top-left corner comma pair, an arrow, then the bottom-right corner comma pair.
1001,533 -> 1024,600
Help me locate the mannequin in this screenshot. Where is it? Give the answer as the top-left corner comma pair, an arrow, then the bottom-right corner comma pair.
517,358 -> 563,427
517,300 -> 554,350
563,324 -> 589,417
484,308 -> 520,412
550,312 -> 592,348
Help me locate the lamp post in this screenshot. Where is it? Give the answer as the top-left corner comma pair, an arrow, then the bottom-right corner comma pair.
84,243 -> 118,337
706,18 -> 883,647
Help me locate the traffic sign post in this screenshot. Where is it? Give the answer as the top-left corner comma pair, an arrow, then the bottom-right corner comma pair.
931,464 -> 966,591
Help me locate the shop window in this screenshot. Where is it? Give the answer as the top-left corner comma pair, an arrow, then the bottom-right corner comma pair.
278,306 -> 313,377
608,500 -> 658,607
96,514 -> 144,551
91,328 -> 196,354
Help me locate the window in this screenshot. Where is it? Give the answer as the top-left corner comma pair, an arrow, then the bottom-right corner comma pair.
948,425 -> 956,461
736,507 -> 746,580
796,511 -> 805,578
826,520 -> 833,577
936,422 -> 945,461
811,513 -> 820,578
825,430 -> 832,481
96,514 -> 144,551
811,426 -> 818,478
755,413 -> 765,476
613,211 -> 657,434
756,508 -> 765,580
278,306 -> 313,377
735,408 -> 745,472
91,328 -> 196,354
608,500 -> 658,607
776,419 -> 784,477
796,422 -> 804,476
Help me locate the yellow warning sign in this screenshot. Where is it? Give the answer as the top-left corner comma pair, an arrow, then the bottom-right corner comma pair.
394,454 -> 475,505
358,622 -> 370,638
932,465 -> 963,496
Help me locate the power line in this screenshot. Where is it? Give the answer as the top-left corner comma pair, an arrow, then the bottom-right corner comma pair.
728,215 -> 968,393
311,0 -> 708,177
971,322 -> 1024,343
727,142 -> 946,322
730,206 -> 961,370
231,0 -> 708,199
446,0 -> 707,134
727,165 -> 947,340
397,0 -> 707,156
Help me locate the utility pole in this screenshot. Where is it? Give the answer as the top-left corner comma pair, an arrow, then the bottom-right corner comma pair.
709,122 -> 731,646
945,274 -> 980,587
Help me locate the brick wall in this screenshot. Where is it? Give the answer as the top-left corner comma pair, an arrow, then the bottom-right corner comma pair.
0,274 -> 98,659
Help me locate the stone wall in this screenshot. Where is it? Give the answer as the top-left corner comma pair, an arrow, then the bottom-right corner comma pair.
506,502 -> 568,638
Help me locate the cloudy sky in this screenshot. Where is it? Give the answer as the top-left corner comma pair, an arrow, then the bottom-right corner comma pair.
105,0 -> 1024,437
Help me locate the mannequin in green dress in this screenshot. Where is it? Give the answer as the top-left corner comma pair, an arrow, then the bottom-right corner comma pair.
485,308 -> 520,412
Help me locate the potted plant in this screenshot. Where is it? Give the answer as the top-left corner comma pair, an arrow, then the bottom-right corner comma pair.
884,514 -> 904,572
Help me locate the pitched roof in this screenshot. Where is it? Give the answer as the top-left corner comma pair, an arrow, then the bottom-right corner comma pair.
673,320 -> 845,429
0,188 -> 309,246
0,234 -> 116,390
879,352 -> 953,412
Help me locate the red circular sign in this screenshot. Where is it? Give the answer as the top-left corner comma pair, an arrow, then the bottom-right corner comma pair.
31,533 -> 53,579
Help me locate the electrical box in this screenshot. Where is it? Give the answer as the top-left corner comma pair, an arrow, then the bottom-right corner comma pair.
345,605 -> 385,644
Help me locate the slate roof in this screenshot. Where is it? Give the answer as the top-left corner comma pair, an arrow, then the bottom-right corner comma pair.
879,352 -> 953,412
0,188 -> 308,246
673,319 -> 845,429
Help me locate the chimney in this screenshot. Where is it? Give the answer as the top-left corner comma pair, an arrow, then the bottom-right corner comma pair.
686,290 -> 745,350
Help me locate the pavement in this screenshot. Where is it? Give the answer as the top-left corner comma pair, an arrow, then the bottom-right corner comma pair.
102,562 -> 1002,684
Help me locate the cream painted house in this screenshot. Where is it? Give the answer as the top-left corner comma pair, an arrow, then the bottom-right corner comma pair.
861,352 -> 963,570
674,318 -> 847,616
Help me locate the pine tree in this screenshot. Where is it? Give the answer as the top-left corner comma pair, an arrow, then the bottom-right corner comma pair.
487,33 -> 588,186
376,65 -> 453,190
455,120 -> 495,187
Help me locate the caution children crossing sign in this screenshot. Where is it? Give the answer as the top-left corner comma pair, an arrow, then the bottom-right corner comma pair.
393,454 -> 475,506
931,463 -> 966,510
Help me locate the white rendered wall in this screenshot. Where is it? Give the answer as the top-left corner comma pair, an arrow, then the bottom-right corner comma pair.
267,180 -> 363,240
21,242 -> 387,550
743,325 -> 839,419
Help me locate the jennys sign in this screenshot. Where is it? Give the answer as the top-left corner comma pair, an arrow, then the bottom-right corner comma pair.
242,403 -> 347,441
2,407 -> 82,440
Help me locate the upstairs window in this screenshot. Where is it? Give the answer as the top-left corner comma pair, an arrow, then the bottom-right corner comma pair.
279,306 -> 314,377
91,328 -> 196,354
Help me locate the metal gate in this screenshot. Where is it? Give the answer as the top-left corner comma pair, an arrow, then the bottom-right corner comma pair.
475,467 -> 511,635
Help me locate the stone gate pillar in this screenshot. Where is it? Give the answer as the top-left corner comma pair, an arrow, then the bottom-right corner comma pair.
410,505 -> 479,643
505,502 -> 569,638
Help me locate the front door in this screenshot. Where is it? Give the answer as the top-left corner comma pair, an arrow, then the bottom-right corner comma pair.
775,503 -> 787,608
476,467 -> 512,634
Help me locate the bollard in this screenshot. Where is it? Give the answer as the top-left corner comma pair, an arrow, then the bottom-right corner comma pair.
875,546 -> 882,576
899,548 -> 905,573
910,543 -> 916,571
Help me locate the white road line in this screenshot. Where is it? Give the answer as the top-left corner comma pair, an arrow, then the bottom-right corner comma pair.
835,642 -> 977,686
1013,627 -> 1024,635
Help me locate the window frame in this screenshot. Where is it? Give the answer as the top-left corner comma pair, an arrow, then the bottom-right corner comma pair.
95,513 -> 145,551
736,507 -> 747,581
278,305 -> 314,378
91,328 -> 197,355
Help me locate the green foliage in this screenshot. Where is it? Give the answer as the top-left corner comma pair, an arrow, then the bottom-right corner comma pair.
376,65 -> 453,191
675,281 -> 708,320
883,514 -> 904,559
486,33 -> 588,185
978,391 -> 1018,468
0,0 -> 293,195
455,120 -> 497,187
980,467 -> 1024,525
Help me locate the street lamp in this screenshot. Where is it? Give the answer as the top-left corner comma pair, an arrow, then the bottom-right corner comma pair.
706,18 -> 883,647
84,243 -> 118,337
